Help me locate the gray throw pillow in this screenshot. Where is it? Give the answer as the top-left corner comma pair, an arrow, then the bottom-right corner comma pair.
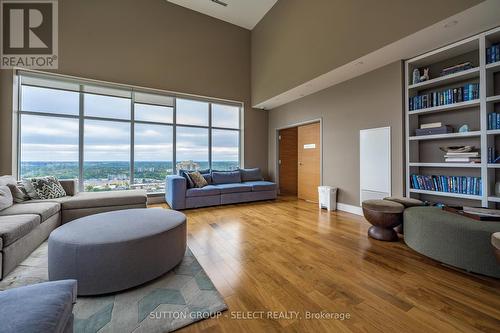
239,168 -> 263,182
0,185 -> 13,211
23,176 -> 66,200
7,183 -> 30,203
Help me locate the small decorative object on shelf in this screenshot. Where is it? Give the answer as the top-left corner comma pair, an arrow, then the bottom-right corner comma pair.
441,62 -> 473,76
459,124 -> 470,133
495,182 -> 500,196
412,68 -> 421,84
419,68 -> 429,82
486,43 -> 500,64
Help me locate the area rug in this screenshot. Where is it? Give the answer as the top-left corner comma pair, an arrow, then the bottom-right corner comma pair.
0,242 -> 227,333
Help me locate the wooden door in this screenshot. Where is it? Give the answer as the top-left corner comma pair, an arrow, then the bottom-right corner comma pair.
298,122 -> 320,202
278,127 -> 298,195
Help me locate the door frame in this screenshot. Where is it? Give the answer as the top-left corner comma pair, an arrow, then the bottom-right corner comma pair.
275,118 -> 323,195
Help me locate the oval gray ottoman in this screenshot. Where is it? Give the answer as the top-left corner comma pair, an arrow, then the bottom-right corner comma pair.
48,208 -> 187,295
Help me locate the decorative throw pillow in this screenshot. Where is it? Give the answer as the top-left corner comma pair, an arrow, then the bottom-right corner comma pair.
7,183 -> 30,203
23,176 -> 66,200
188,171 -> 208,188
0,185 -> 13,211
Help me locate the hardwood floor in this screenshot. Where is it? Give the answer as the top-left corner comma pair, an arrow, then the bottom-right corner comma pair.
151,196 -> 500,333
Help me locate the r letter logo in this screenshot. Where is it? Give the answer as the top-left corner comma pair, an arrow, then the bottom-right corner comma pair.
1,0 -> 58,69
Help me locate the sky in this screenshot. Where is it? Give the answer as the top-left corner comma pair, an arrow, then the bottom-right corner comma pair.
20,88 -> 239,162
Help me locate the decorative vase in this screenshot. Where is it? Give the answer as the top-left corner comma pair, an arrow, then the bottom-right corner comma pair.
495,182 -> 500,197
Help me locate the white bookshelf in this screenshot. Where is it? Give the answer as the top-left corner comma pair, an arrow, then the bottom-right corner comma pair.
405,26 -> 500,206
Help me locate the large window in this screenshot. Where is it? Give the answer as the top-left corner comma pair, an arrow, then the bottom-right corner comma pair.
16,72 -> 241,193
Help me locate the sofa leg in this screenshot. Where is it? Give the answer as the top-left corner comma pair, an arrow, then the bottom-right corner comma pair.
368,226 -> 398,241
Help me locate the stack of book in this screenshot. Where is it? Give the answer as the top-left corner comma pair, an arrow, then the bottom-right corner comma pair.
486,43 -> 500,64
409,83 -> 479,111
415,122 -> 453,136
441,62 -> 473,76
488,112 -> 500,130
444,151 -> 480,163
410,174 -> 482,195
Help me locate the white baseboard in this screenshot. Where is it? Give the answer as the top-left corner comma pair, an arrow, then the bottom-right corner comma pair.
337,203 -> 363,216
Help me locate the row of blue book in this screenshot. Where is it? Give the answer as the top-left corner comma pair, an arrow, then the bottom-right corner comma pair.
488,113 -> 500,130
409,83 -> 479,111
410,174 -> 482,195
486,44 -> 500,64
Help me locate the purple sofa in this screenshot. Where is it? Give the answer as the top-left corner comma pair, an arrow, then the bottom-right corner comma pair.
165,168 -> 277,210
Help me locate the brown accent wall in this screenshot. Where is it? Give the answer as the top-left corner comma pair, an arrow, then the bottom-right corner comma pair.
0,0 -> 268,175
268,61 -> 404,206
251,0 -> 484,106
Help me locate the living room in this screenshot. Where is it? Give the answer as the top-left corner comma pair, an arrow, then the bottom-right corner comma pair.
0,0 -> 499,332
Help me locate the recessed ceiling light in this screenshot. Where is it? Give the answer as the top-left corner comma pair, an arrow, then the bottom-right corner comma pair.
211,0 -> 228,7
444,20 -> 458,28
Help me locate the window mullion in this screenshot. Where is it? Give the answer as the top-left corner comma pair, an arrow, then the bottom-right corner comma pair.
208,103 -> 212,170
173,98 -> 177,175
130,92 -> 135,189
78,85 -> 84,192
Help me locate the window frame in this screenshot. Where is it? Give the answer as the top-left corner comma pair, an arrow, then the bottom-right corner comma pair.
15,71 -> 243,194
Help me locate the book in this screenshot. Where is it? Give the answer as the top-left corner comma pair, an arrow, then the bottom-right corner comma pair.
444,157 -> 480,163
420,122 -> 442,129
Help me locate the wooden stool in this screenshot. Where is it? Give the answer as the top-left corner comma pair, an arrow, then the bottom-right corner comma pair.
362,200 -> 404,241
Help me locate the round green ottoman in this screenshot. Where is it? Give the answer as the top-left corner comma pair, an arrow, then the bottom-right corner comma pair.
362,200 -> 404,241
404,206 -> 500,278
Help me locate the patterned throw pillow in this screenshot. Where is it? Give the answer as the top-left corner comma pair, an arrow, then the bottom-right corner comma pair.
188,171 -> 208,188
23,176 -> 66,200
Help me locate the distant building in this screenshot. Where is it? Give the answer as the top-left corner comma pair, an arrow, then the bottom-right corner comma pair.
176,160 -> 199,172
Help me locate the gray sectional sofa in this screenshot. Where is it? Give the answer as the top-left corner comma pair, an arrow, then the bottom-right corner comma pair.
0,178 -> 147,280
166,168 -> 277,210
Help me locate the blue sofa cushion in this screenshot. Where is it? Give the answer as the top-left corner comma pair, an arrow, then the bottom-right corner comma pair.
179,169 -> 211,188
239,168 -> 263,182
0,279 -> 77,333
212,171 -> 241,184
214,183 -> 252,194
243,181 -> 277,192
186,185 -> 221,197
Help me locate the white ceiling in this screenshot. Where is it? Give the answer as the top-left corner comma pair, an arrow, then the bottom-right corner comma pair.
166,0 -> 277,30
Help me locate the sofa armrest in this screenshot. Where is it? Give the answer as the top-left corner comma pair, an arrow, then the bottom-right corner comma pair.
59,179 -> 78,196
165,175 -> 186,210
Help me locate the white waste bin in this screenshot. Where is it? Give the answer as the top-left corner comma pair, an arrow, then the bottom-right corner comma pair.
318,186 -> 337,211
